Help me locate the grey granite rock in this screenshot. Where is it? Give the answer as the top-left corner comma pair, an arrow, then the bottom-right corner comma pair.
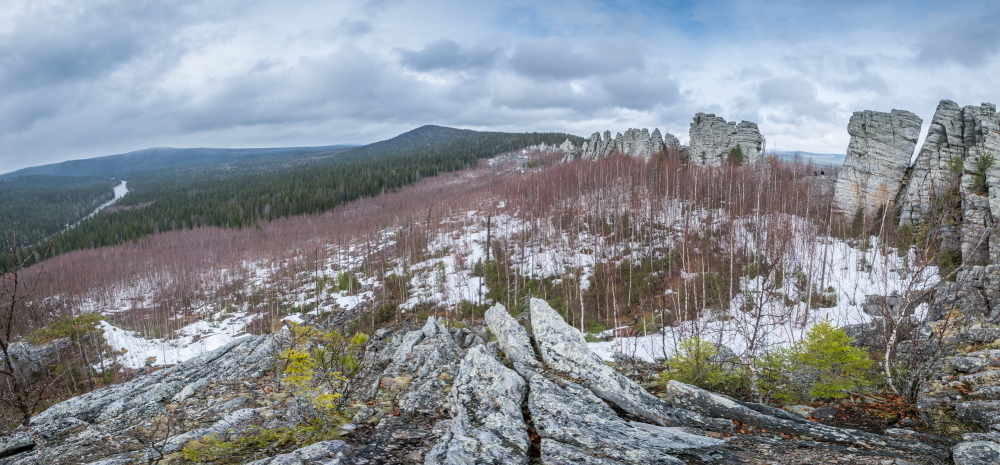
953,440 -> 1000,465
0,433 -> 34,459
0,334 -> 279,464
898,100 -> 1000,264
424,345 -> 529,465
528,298 -> 727,431
689,113 -> 764,165
574,128 -> 677,161
377,317 -> 462,415
483,303 -> 543,375
663,380 -> 949,458
833,109 -> 922,217
246,440 -> 350,465
529,374 -> 718,465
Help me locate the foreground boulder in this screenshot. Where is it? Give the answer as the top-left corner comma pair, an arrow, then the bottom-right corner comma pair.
3,334 -> 278,464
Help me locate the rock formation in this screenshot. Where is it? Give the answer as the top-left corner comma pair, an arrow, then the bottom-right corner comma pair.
897,100 -> 1000,265
566,128 -> 680,162
524,139 -> 577,154
688,113 -> 764,165
827,100 -> 1000,464
832,109 -> 923,216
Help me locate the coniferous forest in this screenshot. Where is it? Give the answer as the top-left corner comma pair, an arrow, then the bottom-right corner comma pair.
4,126 -> 582,270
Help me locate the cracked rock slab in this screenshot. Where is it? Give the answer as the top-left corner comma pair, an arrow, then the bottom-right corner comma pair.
424,345 -> 530,465
528,374 -> 722,465
528,298 -> 726,431
663,380 -> 949,459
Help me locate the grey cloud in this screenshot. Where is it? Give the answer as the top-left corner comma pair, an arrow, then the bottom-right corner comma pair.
757,77 -> 838,124
338,19 -> 373,36
169,45 -> 457,132
509,37 -> 644,80
397,39 -> 502,71
598,71 -> 682,111
782,50 -> 890,94
914,8 -> 1000,68
0,2 -> 197,93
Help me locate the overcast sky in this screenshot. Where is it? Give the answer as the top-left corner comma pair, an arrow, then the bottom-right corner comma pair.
1,0 -> 998,174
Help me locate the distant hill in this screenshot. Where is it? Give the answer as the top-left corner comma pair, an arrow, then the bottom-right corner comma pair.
3,125 -> 582,269
772,151 -> 845,167
0,145 -> 359,179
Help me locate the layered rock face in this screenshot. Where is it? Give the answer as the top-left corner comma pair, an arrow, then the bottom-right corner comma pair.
832,109 -> 923,216
898,101 -> 1000,265
568,127 -> 680,162
688,113 -> 764,165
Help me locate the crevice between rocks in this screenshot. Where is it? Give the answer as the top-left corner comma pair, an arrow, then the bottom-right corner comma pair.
521,390 -> 542,464
0,442 -> 35,459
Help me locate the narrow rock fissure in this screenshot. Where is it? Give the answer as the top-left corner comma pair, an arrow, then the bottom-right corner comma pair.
521,388 -> 542,464
0,443 -> 34,459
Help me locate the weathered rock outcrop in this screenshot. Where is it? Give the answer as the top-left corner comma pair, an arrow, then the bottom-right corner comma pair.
527,298 -> 727,431
525,139 -> 577,154
482,301 -> 731,464
374,317 -> 462,415
2,334 -> 278,464
898,100 -> 1000,265
688,113 -> 764,165
568,128 -> 679,162
1,301 -> 954,464
832,109 -> 922,216
663,380 -> 948,459
424,345 -> 529,465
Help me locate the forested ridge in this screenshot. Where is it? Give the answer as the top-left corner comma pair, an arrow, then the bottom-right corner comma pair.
5,125 -> 582,269
0,175 -> 117,246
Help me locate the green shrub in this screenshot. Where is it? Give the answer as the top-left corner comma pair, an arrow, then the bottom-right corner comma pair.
660,337 -> 745,393
27,313 -> 103,344
374,302 -> 397,324
791,316 -> 873,399
970,152 -> 995,194
335,272 -> 358,293
726,144 -> 744,165
456,300 -> 486,318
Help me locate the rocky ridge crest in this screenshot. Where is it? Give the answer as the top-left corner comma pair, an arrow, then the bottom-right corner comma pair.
0,299 -> 956,464
564,128 -> 681,162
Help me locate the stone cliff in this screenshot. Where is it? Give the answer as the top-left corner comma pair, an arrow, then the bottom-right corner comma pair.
829,100 -> 1000,465
832,109 -> 923,217
688,113 -> 764,165
832,100 -> 1000,265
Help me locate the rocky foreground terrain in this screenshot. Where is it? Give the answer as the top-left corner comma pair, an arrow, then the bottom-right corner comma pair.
1,298 -> 993,465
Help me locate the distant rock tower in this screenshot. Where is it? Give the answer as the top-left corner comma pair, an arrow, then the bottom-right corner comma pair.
832,109 -> 922,218
897,100 -> 1000,264
688,113 -> 764,165
563,128 -> 680,162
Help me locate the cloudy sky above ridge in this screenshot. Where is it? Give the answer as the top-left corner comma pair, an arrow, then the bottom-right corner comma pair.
1,0 -> 999,174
